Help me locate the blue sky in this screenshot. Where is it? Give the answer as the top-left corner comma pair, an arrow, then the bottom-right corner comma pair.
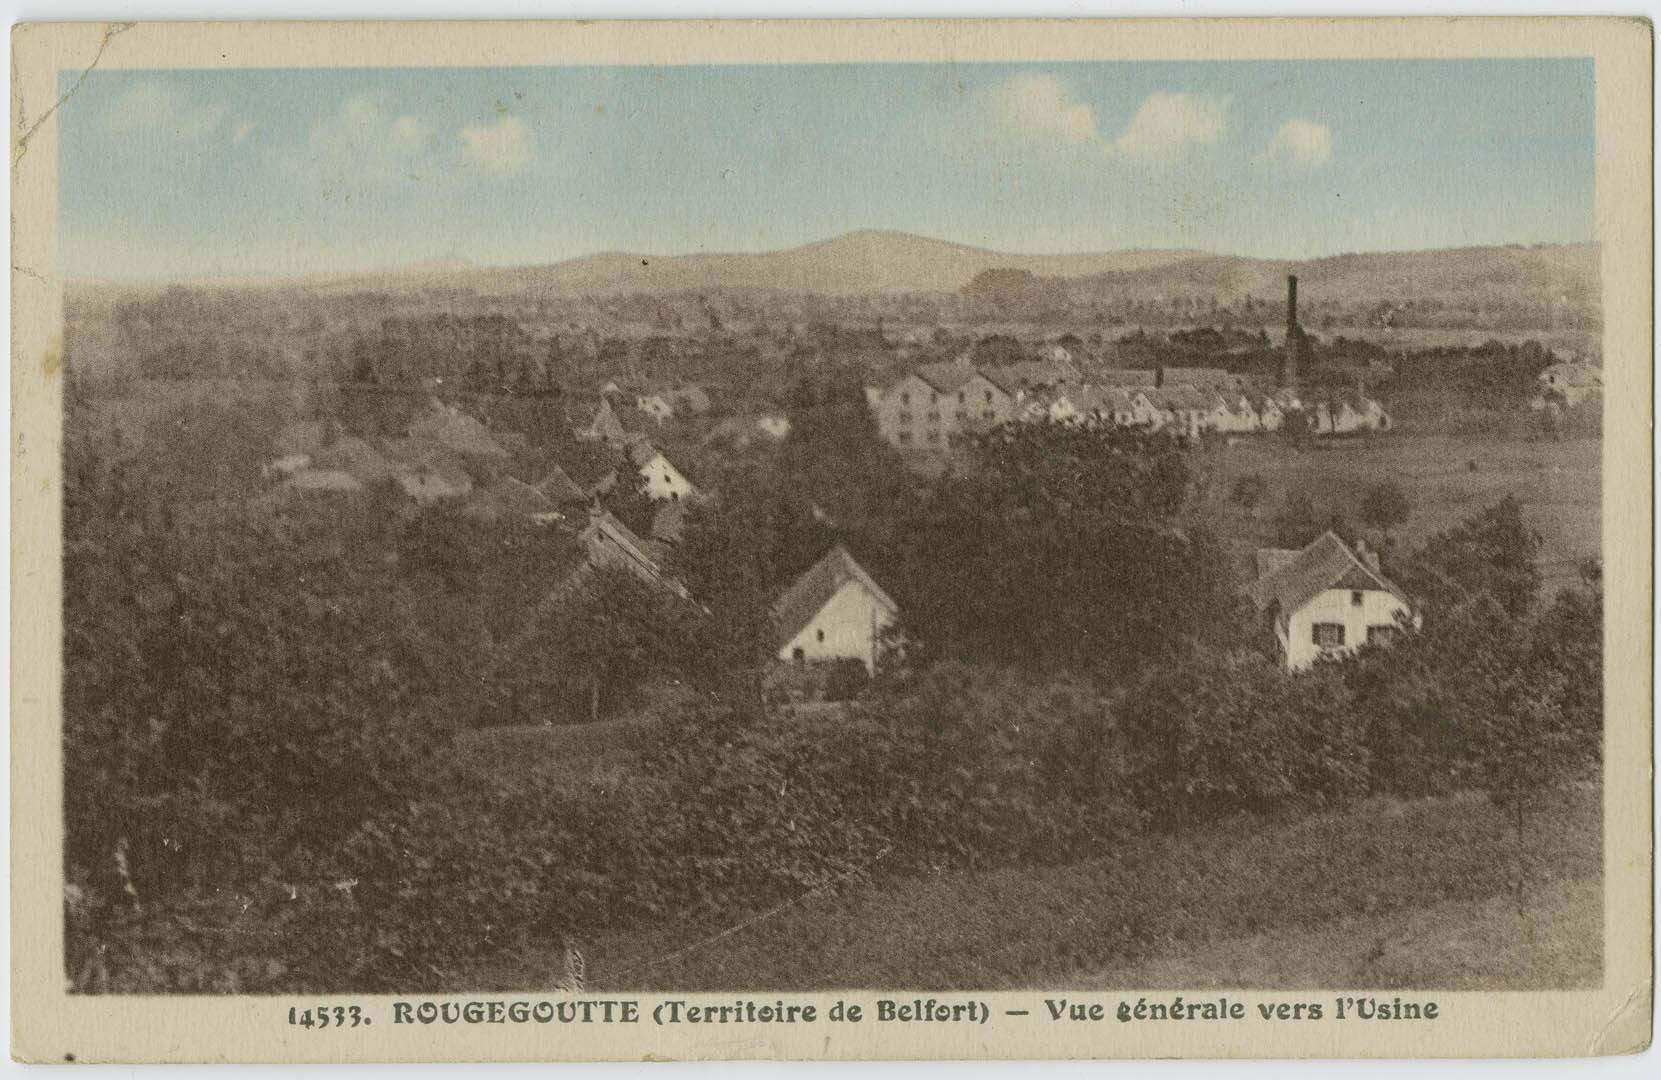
58,59 -> 1594,279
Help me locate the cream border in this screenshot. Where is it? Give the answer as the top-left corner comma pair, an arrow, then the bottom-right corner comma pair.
10,18 -> 1653,1063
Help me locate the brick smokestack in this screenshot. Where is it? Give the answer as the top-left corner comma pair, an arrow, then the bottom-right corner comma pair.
1281,274 -> 1301,390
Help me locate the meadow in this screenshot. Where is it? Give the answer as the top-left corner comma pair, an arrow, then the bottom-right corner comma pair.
1196,432 -> 1600,595
463,782 -> 1600,992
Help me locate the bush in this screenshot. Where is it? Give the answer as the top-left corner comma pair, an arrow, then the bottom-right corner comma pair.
1119,649 -> 1369,827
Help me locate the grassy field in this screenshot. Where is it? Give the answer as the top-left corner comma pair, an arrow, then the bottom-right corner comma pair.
463,783 -> 1600,993
1195,433 -> 1600,595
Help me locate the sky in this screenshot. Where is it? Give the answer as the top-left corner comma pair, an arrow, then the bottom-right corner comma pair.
56,59 -> 1595,279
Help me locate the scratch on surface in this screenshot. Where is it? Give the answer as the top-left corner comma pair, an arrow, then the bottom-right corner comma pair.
13,22 -> 135,168
1587,979 -> 1652,1055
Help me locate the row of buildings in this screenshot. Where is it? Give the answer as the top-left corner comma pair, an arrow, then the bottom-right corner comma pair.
864,356 -> 1391,449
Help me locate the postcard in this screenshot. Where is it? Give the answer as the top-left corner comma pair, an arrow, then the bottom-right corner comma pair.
10,17 -> 1652,1062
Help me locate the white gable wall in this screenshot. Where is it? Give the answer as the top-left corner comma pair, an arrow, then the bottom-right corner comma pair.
1282,586 -> 1412,670
778,578 -> 897,674
639,454 -> 694,501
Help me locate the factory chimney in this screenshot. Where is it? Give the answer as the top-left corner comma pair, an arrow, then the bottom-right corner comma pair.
1280,274 -> 1301,390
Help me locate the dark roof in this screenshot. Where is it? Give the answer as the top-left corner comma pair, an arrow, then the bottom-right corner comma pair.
651,500 -> 689,543
535,464 -> 588,504
771,544 -> 898,650
1248,531 -> 1410,622
914,360 -> 982,395
1084,367 -> 1158,387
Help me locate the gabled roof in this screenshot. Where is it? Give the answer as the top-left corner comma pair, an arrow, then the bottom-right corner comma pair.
535,464 -> 588,504
914,360 -> 983,395
987,358 -> 1075,392
1248,531 -> 1410,622
651,500 -> 689,544
311,435 -> 397,482
578,509 -> 690,600
409,400 -> 507,458
772,544 -> 898,650
1087,367 -> 1158,387
465,476 -> 554,521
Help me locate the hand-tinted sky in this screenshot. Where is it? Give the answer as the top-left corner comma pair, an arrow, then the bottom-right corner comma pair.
58,59 -> 1594,279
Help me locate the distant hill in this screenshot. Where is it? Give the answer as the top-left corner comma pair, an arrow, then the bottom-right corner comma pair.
463,230 -> 1205,297
71,232 -> 1599,316
1067,244 -> 1601,313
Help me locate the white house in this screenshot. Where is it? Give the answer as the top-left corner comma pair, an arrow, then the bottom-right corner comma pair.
773,545 -> 899,674
1248,532 -> 1414,671
627,440 -> 697,502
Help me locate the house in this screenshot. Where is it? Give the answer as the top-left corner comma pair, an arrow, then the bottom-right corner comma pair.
576,508 -> 690,601
311,435 -> 399,484
1534,362 -> 1603,407
1248,532 -> 1414,671
773,545 -> 900,674
577,397 -> 630,444
1147,386 -> 1213,438
409,399 -> 508,459
627,439 -> 697,502
866,359 -> 1015,450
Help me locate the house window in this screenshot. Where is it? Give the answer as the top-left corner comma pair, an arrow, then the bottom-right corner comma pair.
816,628 -> 825,643
1367,625 -> 1397,646
985,390 -> 993,403
1312,623 -> 1346,649
958,390 -> 966,404
898,411 -> 912,424
927,410 -> 941,421
925,431 -> 939,444
983,409 -> 995,420
792,647 -> 805,664
897,432 -> 912,445
1351,590 -> 1364,606
955,410 -> 967,422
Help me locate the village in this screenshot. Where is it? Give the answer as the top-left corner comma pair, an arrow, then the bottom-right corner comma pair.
57,213 -> 1611,1010
242,273 -> 1597,687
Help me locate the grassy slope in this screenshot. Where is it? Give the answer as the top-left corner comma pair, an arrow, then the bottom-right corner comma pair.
1194,434 -> 1600,595
463,784 -> 1600,993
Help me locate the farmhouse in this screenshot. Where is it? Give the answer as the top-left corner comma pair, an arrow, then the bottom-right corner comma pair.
774,545 -> 899,674
1248,532 -> 1414,671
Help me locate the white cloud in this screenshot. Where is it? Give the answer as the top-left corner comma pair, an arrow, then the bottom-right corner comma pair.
1110,92 -> 1231,162
301,96 -> 432,187
106,81 -> 227,143
971,80 -> 1231,170
1262,118 -> 1334,172
458,114 -> 533,177
983,74 -> 1103,146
